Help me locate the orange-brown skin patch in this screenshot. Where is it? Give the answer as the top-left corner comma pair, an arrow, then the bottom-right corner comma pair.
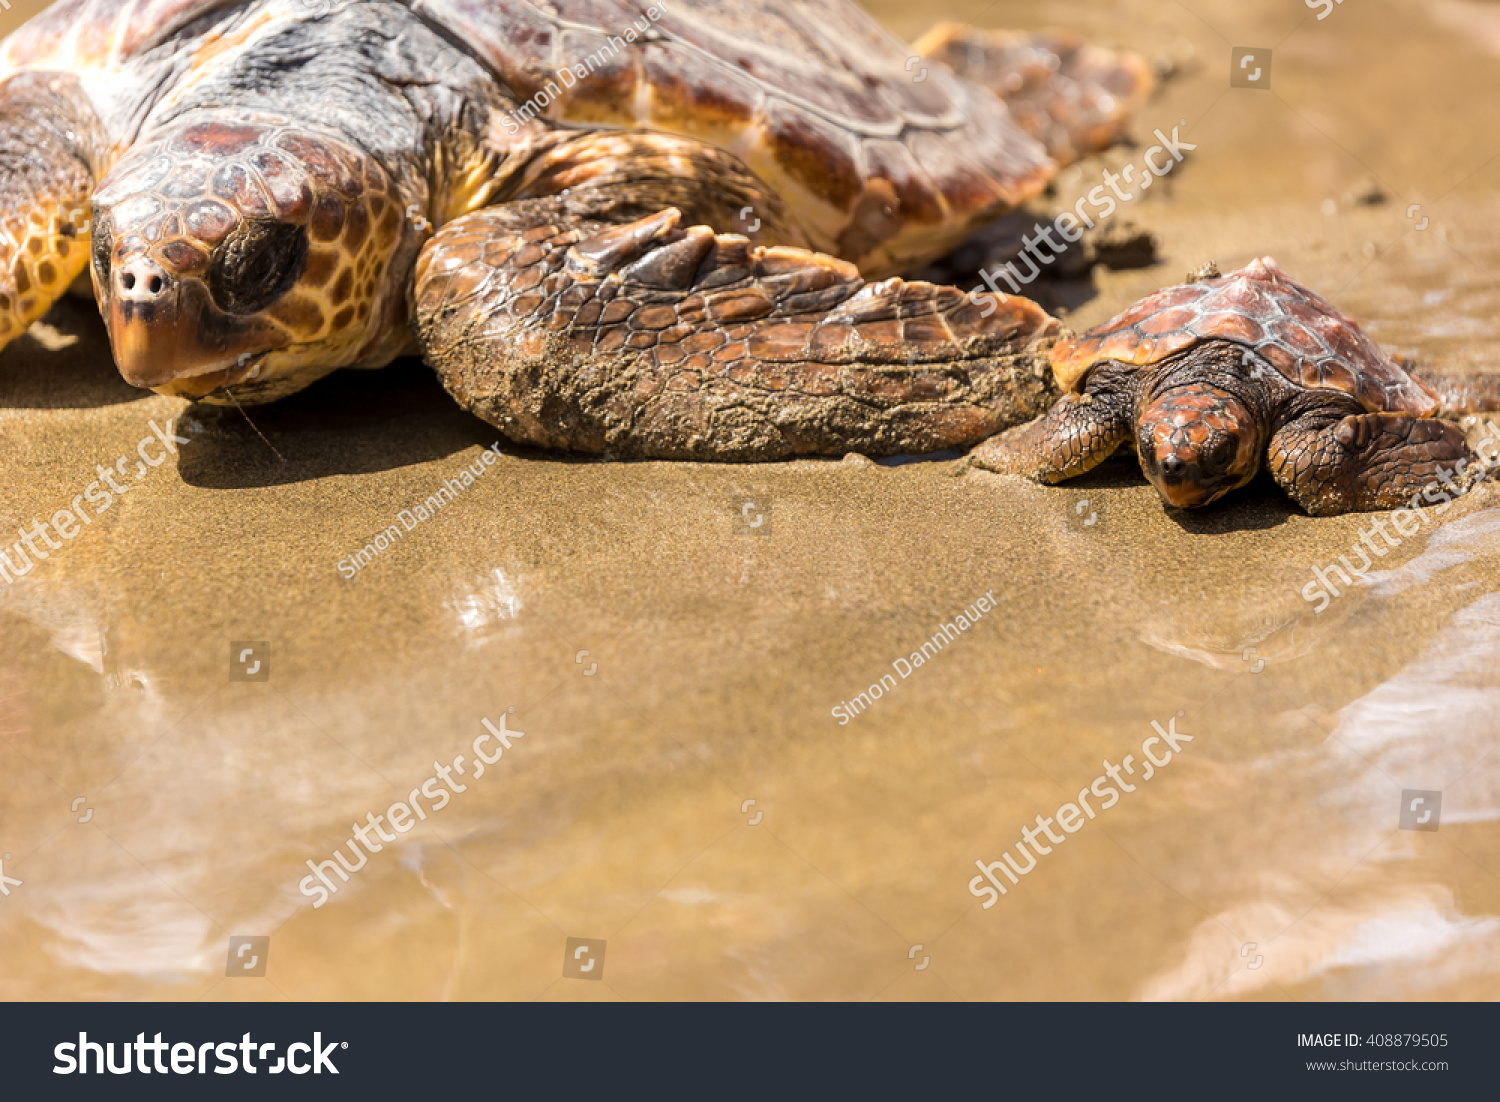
0,72 -> 104,352
303,249 -> 338,287
0,200 -> 92,346
187,5 -> 280,73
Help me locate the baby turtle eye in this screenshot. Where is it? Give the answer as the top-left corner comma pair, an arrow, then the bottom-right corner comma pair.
91,212 -> 113,287
210,220 -> 309,315
1207,437 -> 1238,471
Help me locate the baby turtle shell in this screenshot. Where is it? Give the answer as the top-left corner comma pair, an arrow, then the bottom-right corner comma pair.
1049,256 -> 1439,416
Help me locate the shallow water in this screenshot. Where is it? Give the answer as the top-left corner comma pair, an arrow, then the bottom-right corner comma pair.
1,0 -> 1498,1000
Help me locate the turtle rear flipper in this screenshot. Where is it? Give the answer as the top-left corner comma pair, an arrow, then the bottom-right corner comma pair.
412,198 -> 1061,461
0,71 -> 104,352
916,24 -> 1154,165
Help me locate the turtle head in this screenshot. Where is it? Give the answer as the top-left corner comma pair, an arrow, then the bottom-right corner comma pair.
1136,382 -> 1265,508
91,115 -> 417,402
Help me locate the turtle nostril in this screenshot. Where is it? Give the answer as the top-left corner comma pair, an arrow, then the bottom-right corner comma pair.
1162,455 -> 1186,477
117,261 -> 170,300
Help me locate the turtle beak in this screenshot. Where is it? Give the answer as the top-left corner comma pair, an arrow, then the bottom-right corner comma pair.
106,255 -> 189,388
1155,473 -> 1223,508
102,257 -> 272,395
1147,450 -> 1254,508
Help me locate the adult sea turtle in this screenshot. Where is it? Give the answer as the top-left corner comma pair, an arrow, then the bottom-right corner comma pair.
0,0 -> 1153,460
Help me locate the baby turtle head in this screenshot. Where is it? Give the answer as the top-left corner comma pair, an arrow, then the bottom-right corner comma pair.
1136,382 -> 1265,508
91,115 -> 415,402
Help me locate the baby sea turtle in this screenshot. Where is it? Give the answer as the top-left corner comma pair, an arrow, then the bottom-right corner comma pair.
972,257 -> 1498,515
0,0 -> 1151,461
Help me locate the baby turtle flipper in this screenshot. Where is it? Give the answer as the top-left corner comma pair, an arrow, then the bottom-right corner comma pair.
0,71 -> 104,353
1268,411 -> 1478,516
411,200 -> 1061,461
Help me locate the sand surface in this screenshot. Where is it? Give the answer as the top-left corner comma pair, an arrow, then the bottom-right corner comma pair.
1,0 -> 1498,1000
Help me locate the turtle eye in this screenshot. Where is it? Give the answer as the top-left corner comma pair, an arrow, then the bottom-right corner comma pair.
210,220 -> 308,315
91,212 -> 113,287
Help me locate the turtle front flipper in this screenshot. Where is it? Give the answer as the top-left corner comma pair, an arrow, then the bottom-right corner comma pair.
1269,411 -> 1478,516
411,200 -> 1061,461
0,72 -> 105,353
915,24 -> 1154,165
969,366 -> 1134,482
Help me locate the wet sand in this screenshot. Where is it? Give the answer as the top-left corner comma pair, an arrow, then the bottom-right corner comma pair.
1,0 -> 1498,1000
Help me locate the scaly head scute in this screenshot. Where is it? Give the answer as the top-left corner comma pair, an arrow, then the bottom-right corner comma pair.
90,114 -> 416,402
1136,382 -> 1265,508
